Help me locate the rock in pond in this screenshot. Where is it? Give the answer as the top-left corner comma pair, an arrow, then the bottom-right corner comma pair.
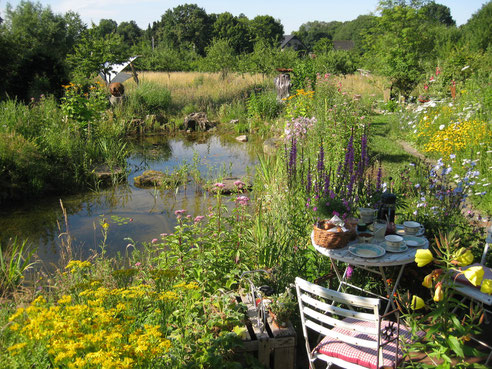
134,170 -> 179,188
263,137 -> 281,155
236,135 -> 248,142
92,164 -> 125,186
207,177 -> 252,195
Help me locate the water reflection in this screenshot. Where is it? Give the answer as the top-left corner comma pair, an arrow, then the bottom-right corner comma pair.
0,133 -> 259,265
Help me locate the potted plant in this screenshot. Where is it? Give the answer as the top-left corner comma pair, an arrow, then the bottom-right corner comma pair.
267,287 -> 297,328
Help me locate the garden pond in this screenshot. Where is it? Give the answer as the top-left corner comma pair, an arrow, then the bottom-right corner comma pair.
0,133 -> 261,266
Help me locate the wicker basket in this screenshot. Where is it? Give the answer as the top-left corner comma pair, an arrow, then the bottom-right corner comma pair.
313,220 -> 355,249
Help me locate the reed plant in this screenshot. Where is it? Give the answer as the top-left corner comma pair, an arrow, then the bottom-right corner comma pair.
0,82 -> 130,203
0,238 -> 36,298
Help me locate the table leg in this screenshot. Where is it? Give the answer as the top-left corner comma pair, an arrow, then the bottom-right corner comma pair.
330,259 -> 346,292
380,265 -> 406,314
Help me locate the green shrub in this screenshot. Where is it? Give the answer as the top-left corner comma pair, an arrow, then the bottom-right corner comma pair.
247,90 -> 282,120
128,82 -> 172,115
0,132 -> 48,198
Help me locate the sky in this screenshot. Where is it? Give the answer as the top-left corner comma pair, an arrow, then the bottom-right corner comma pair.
0,0 -> 488,33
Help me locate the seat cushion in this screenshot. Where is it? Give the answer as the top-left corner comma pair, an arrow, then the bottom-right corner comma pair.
313,318 -> 424,369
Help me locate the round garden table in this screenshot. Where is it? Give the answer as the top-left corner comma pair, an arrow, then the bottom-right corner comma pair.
311,231 -> 429,314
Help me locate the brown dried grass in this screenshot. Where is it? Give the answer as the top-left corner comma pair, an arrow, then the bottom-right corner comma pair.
334,73 -> 390,101
126,72 -> 264,111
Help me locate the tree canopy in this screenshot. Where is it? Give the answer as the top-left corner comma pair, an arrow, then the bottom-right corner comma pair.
1,1 -> 86,100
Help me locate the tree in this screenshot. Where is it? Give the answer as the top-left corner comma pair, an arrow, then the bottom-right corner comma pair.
212,12 -> 251,53
313,38 -> 333,54
117,21 -> 143,46
240,40 -> 275,77
201,38 -> 237,78
463,1 -> 492,52
333,15 -> 378,53
158,4 -> 212,55
364,1 -> 434,97
67,28 -> 129,80
2,1 -> 86,100
93,19 -> 118,38
419,1 -> 455,26
249,15 -> 284,47
294,21 -> 342,50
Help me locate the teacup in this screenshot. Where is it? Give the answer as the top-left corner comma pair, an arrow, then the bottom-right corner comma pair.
359,208 -> 377,224
385,235 -> 404,251
403,221 -> 421,235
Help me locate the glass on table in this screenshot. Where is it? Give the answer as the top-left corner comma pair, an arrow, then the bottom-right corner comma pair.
373,221 -> 387,242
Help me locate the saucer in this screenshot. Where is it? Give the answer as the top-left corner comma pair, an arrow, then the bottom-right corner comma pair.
349,243 -> 386,258
384,242 -> 408,253
396,224 -> 424,237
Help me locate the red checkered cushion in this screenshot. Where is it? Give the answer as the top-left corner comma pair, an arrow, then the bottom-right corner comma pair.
313,318 -> 424,369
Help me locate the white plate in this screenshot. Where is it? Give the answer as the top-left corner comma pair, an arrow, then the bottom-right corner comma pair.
396,225 -> 424,237
384,243 -> 408,253
349,243 -> 386,258
402,235 -> 426,247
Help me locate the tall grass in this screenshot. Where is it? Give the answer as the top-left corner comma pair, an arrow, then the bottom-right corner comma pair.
335,73 -> 390,101
0,238 -> 36,297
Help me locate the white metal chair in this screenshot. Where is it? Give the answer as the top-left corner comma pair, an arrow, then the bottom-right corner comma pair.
452,233 -> 492,365
295,277 -> 421,369
453,234 -> 492,309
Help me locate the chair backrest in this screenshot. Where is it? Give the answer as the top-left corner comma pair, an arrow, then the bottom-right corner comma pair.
295,277 -> 381,351
481,232 -> 490,265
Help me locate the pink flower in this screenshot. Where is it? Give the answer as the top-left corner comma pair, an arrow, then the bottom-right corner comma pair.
435,67 -> 441,76
174,209 -> 186,216
236,195 -> 250,206
134,262 -> 142,267
346,265 -> 354,279
214,182 -> 225,189
186,214 -> 192,219
234,180 -> 245,188
429,76 -> 435,82
424,85 -> 429,90
160,233 -> 168,237
151,238 -> 158,243
194,216 -> 205,223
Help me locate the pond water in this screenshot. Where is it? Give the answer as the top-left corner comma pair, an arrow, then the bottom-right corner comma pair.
0,133 -> 260,266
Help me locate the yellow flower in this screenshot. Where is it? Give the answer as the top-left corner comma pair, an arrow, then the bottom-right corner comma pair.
422,273 -> 433,288
411,295 -> 425,310
9,307 -> 25,321
57,295 -> 72,305
8,342 -> 27,353
415,249 -> 433,267
480,279 -> 492,294
453,248 -> 474,267
102,222 -> 109,230
433,282 -> 443,302
463,266 -> 484,287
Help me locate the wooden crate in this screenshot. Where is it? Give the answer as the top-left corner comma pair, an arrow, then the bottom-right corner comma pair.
235,294 -> 297,369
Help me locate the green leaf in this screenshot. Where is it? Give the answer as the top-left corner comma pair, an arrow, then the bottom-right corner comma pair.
446,335 -> 464,358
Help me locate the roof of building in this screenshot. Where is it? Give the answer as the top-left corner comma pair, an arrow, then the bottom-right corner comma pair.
280,35 -> 305,49
333,40 -> 355,50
